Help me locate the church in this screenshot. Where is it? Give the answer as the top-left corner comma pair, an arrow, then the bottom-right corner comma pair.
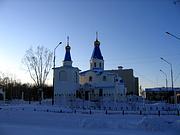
54,33 -> 138,106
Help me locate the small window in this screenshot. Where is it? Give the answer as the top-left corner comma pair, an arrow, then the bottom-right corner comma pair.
103,76 -> 106,81
94,62 -> 96,67
89,76 -> 92,82
99,63 -> 101,68
114,78 -> 118,82
99,89 -> 103,96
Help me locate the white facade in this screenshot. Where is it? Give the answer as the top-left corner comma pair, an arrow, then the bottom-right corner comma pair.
79,69 -> 125,102
80,70 -> 125,95
54,66 -> 79,105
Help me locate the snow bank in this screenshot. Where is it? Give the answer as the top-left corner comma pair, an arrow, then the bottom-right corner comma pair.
0,105 -> 179,135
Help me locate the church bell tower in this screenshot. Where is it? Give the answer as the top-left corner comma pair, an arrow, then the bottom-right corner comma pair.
90,32 -> 104,70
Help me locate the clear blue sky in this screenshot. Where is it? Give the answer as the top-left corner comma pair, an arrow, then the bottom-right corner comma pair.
0,0 -> 180,89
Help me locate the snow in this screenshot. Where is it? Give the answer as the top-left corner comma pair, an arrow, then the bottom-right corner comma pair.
0,104 -> 180,135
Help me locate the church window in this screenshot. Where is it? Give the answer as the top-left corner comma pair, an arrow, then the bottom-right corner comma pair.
89,76 -> 92,82
99,89 -> 103,96
114,78 -> 118,82
99,63 -> 101,68
103,76 -> 106,81
94,62 -> 96,67
120,79 -> 123,83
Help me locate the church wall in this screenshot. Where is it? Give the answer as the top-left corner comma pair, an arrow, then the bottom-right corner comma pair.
54,66 -> 80,106
79,71 -> 115,87
54,67 -> 79,94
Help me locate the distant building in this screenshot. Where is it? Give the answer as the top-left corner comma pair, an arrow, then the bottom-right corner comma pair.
107,66 -> 139,95
145,87 -> 180,103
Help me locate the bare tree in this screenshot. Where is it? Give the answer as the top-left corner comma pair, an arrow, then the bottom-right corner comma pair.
22,46 -> 53,88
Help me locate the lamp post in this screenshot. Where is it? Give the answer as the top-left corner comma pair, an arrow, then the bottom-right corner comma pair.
160,69 -> 168,89
174,0 -> 180,5
166,32 -> 180,41
160,57 -> 176,104
52,42 -> 62,105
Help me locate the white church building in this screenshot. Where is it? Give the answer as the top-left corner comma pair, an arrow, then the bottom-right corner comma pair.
54,34 -> 126,106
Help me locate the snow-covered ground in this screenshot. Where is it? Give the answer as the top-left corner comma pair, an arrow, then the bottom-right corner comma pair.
0,104 -> 180,135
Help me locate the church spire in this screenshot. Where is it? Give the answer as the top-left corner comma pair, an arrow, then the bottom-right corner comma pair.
94,31 -> 101,47
91,32 -> 103,60
90,32 -> 104,70
63,36 -> 72,66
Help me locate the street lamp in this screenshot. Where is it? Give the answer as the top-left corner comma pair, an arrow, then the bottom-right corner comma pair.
52,42 -> 62,105
166,32 -> 180,41
160,57 -> 176,104
160,69 -> 168,89
174,0 -> 180,5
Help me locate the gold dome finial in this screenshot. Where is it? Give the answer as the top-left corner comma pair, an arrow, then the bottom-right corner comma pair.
66,36 -> 71,50
96,31 -> 98,41
94,32 -> 100,46
67,36 -> 69,46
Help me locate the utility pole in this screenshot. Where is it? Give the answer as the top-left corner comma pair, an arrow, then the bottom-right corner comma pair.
52,42 -> 62,105
160,69 -> 168,89
160,57 -> 176,104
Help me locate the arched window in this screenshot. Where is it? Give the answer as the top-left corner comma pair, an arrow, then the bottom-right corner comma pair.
99,89 -> 103,96
59,70 -> 67,81
99,63 -> 101,68
94,62 -> 96,67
